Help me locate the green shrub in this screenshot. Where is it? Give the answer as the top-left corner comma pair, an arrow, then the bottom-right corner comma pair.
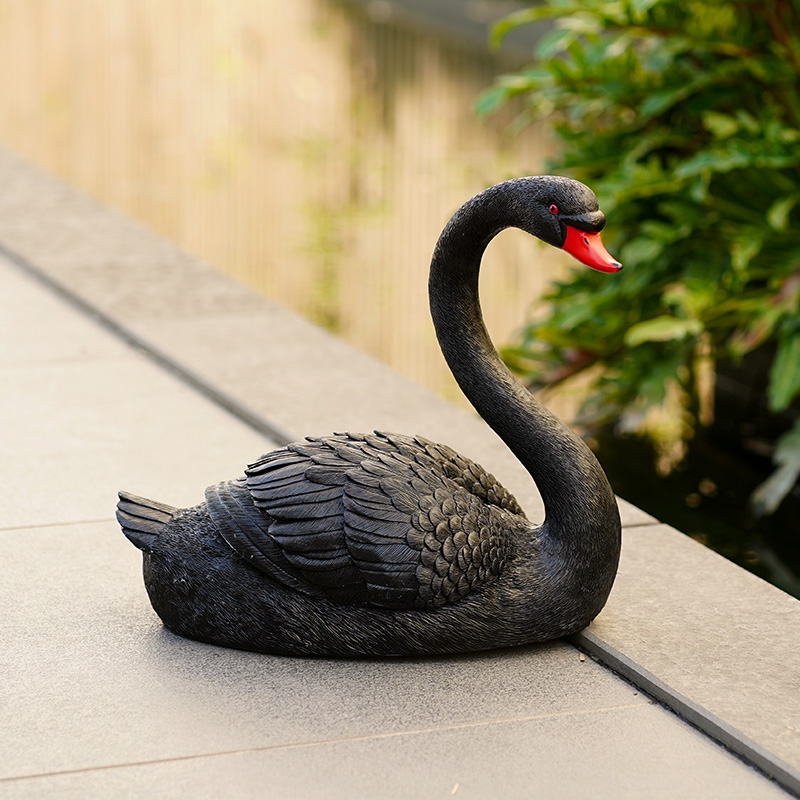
480,0 -> 800,512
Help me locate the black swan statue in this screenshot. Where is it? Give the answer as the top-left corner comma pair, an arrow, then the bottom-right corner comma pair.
118,176 -> 623,657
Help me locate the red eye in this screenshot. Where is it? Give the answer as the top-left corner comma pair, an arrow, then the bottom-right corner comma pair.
549,204 -> 559,214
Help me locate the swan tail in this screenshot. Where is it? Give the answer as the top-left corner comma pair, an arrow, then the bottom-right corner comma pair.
116,491 -> 177,552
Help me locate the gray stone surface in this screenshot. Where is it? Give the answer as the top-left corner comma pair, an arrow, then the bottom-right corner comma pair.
1,703 -> 788,799
1,358 -> 279,528
577,523 -> 800,787
0,264 -> 128,365
0,145 -> 797,797
0,515 -> 787,798
2,521 -> 646,779
0,262 -> 278,529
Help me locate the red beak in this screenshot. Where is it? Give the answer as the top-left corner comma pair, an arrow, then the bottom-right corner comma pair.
562,225 -> 622,273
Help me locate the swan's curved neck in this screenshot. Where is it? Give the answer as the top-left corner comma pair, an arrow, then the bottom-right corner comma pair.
429,184 -> 619,549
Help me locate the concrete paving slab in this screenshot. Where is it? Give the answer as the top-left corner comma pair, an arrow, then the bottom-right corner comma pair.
1,706 -> 789,800
0,155 -> 265,323
0,357 -> 277,528
0,264 -> 130,365
576,523 -> 800,790
1,520 -> 788,799
0,258 -> 279,528
1,520 -> 645,779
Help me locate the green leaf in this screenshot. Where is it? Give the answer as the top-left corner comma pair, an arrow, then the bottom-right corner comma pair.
547,59 -> 575,82
536,26 -> 573,59
566,38 -> 588,71
702,111 -> 738,139
730,230 -> 764,272
728,305 -> 783,358
619,237 -> 665,265
663,282 -> 716,317
629,0 -> 659,21
474,86 -> 507,117
640,87 -> 689,118
768,334 -> 800,412
751,423 -> 800,516
735,109 -> 760,134
489,6 -> 570,49
675,147 -> 751,178
485,0 -> 800,506
766,195 -> 798,231
689,174 -> 710,202
624,316 -> 703,347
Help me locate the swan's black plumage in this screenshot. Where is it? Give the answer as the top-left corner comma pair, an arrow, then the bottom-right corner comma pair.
118,176 -> 622,657
210,432 -> 519,610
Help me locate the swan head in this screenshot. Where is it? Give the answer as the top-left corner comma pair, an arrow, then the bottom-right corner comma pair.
514,176 -> 622,274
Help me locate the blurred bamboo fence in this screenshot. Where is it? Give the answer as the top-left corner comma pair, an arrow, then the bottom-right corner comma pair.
0,0 -> 569,405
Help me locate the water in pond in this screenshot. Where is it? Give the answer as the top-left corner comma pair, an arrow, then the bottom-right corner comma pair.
594,427 -> 800,600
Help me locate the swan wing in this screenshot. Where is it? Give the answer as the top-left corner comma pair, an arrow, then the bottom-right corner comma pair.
229,445 -> 370,605
205,477 -> 328,599
340,437 -> 513,610
408,436 -> 525,518
231,432 -> 513,610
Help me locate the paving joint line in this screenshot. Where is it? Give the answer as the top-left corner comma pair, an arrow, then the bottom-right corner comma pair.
0,242 -> 296,448
620,519 -> 663,531
0,518 -> 113,533
0,701 -> 645,785
571,630 -> 800,797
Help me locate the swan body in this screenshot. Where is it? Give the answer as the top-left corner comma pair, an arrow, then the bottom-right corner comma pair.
118,176 -> 623,657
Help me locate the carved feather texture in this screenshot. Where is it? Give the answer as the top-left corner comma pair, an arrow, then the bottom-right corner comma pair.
213,432 -> 524,611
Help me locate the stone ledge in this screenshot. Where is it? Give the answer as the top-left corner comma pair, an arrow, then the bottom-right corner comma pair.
0,146 -> 797,796
575,523 -> 800,793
